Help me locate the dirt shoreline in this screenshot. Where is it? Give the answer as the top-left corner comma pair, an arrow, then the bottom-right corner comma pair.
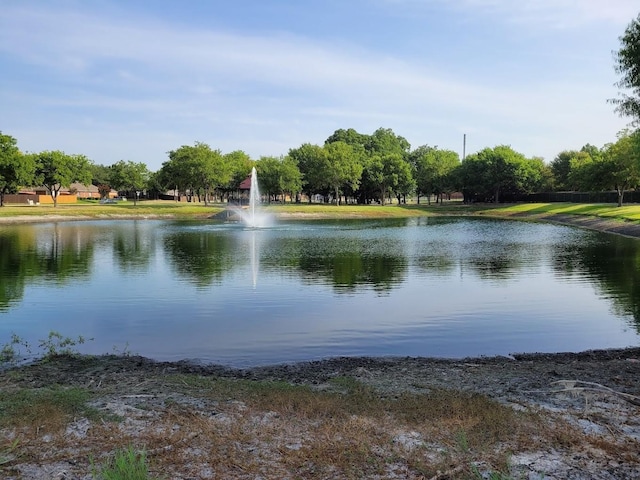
2,348 -> 639,479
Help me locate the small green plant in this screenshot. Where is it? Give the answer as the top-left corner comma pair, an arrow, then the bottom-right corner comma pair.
38,331 -> 92,359
455,429 -> 470,453
0,439 -> 20,466
111,341 -> 133,357
0,334 -> 31,365
92,446 -> 160,480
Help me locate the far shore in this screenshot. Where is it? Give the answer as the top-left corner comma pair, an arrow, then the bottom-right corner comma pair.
2,201 -> 640,240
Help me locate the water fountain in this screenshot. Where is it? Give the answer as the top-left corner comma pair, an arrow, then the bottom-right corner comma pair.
231,167 -> 272,228
247,167 -> 261,227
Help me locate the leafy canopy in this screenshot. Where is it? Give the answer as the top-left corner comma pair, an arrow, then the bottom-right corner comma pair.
612,13 -> 640,123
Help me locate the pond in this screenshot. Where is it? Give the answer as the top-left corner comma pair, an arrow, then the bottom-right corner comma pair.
1,217 -> 639,367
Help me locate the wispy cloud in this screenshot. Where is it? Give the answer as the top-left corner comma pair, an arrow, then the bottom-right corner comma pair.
416,0 -> 638,28
0,2 -> 630,167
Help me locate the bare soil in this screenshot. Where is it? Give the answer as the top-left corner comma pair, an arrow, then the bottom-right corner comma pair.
2,349 -> 639,479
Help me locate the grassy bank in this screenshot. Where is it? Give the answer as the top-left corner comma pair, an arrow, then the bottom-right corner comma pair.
470,202 -> 640,222
2,199 -> 640,225
0,200 -> 224,220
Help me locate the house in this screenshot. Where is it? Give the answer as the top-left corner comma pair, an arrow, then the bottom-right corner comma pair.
4,183 -> 118,205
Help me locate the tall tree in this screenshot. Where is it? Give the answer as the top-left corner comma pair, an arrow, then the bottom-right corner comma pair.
410,146 -> 460,204
611,13 -> 640,123
288,143 -> 327,203
89,163 -> 112,187
109,160 -> 150,206
600,129 -> 640,206
190,144 -> 229,205
279,156 -> 303,203
323,141 -> 364,205
365,127 -> 411,158
164,142 -> 230,204
457,146 -> 528,202
566,152 -> 597,191
517,157 -> 553,194
325,128 -> 369,149
223,150 -> 253,198
34,151 -> 92,207
255,156 -> 282,203
550,150 -> 579,191
364,153 -> 414,205
0,132 -> 34,207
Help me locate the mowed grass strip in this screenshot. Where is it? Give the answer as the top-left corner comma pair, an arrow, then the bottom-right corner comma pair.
478,202 -> 640,222
3,198 -> 640,223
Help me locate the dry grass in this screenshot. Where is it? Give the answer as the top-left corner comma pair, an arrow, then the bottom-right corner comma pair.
1,372 -> 637,479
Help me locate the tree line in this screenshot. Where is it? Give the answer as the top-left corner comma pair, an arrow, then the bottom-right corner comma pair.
2,12 -> 640,208
1,126 -> 639,208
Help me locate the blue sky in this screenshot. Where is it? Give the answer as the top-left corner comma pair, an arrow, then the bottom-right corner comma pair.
1,0 -> 637,171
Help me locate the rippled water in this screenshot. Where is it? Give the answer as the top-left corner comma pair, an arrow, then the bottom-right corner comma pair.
1,217 -> 639,366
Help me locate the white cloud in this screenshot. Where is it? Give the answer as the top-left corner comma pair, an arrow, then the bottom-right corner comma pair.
0,2 -> 631,168
421,0 -> 638,28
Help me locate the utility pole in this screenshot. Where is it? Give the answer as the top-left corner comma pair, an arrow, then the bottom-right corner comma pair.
463,133 -> 466,161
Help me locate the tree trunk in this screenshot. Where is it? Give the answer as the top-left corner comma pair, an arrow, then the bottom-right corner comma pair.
50,186 -> 59,207
617,188 -> 624,207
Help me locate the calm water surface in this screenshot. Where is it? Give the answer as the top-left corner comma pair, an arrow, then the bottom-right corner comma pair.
1,217 -> 639,366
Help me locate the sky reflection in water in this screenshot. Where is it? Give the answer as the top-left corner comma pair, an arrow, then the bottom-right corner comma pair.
0,217 -> 639,367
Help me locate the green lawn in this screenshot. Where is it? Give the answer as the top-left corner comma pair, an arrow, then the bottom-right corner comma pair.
2,199 -> 640,224
0,199 -> 224,219
479,203 -> 640,222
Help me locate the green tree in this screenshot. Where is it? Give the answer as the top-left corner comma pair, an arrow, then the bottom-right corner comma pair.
191,145 -> 229,205
325,128 -> 369,149
34,151 -> 92,207
611,13 -> 640,123
288,143 -> 327,203
109,160 -> 150,206
457,145 -> 529,202
279,156 -> 303,203
365,153 -> 414,204
164,143 -> 230,204
552,146 -> 603,191
566,151 -> 597,191
519,157 -> 553,194
580,144 -> 603,162
599,129 -> 640,206
323,141 -> 364,205
0,132 -> 34,207
254,154 -> 303,204
222,150 -> 253,199
256,156 -> 282,203
145,170 -> 164,200
410,146 -> 460,204
89,163 -> 111,187
550,150 -> 579,191
365,127 -> 411,158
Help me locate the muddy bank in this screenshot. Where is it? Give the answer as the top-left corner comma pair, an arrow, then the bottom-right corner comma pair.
10,348 -> 640,407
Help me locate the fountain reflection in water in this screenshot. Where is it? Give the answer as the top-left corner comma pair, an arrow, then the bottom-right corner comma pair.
237,167 -> 272,288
